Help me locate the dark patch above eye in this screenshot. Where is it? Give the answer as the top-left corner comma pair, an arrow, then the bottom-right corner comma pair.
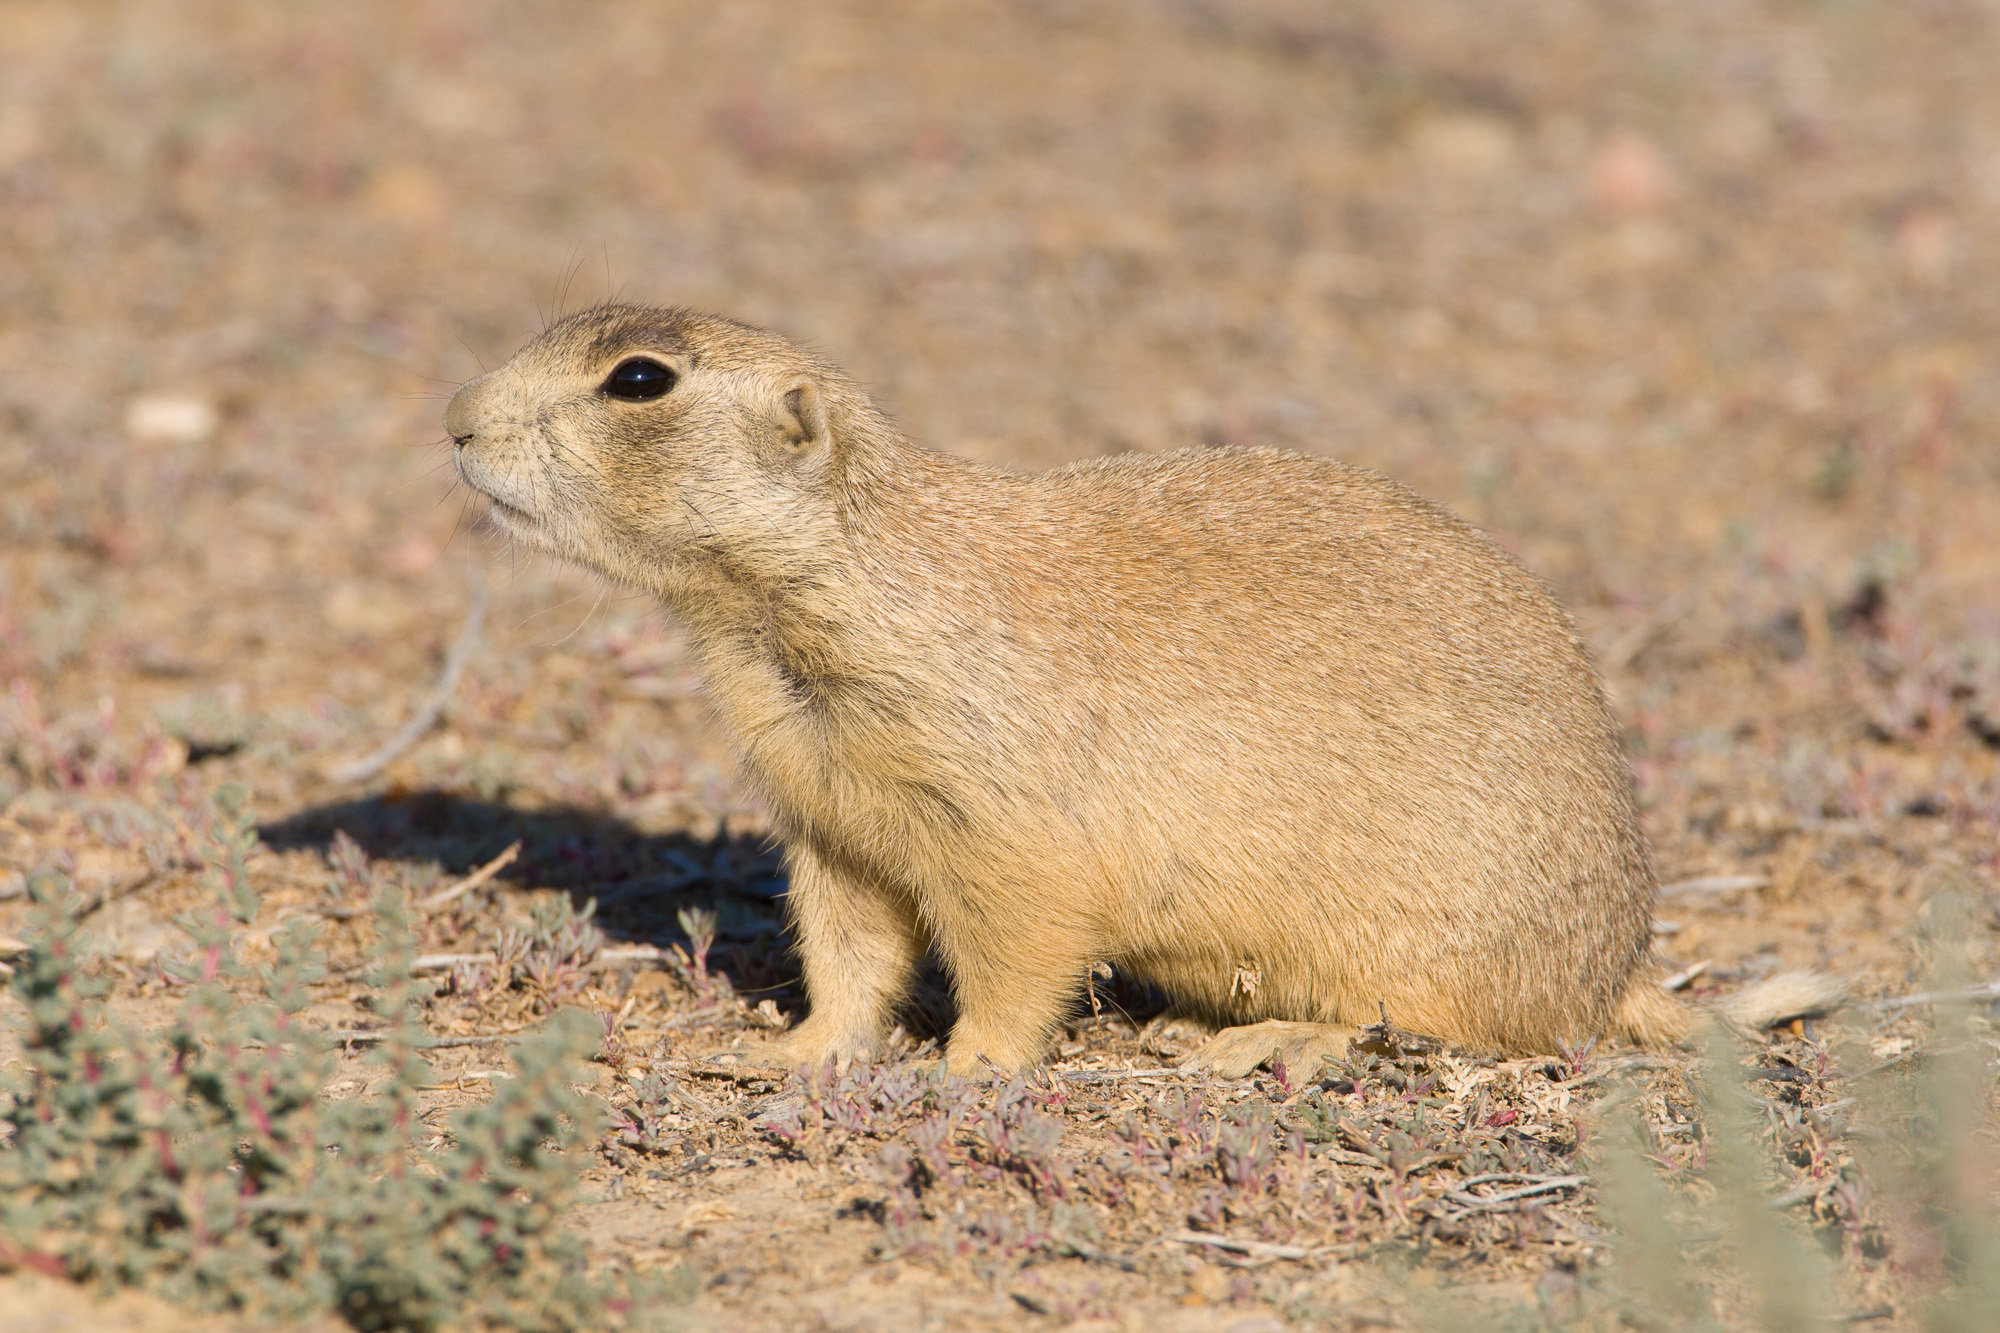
603,357 -> 675,400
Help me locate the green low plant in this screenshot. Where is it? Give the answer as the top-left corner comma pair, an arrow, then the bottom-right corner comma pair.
0,785 -> 681,1331
1541,896 -> 1999,1332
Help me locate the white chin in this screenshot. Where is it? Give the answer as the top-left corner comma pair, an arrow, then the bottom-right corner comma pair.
482,496 -> 539,532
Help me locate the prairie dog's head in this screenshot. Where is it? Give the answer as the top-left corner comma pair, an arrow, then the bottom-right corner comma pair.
445,304 -> 865,592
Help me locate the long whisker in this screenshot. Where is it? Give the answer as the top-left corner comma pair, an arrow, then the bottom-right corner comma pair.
512,585 -> 597,633
392,457 -> 460,495
544,584 -> 610,649
440,488 -> 477,557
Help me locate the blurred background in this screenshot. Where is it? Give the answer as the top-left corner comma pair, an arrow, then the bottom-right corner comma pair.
1,0 -> 1996,961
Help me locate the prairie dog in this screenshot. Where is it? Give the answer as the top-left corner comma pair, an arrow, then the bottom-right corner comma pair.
445,303 -> 1713,1077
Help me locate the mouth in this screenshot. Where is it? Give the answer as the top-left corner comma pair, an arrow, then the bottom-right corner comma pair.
481,493 -> 540,529
454,454 -> 541,530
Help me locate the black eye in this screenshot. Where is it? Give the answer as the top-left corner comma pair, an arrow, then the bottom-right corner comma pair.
604,358 -> 675,400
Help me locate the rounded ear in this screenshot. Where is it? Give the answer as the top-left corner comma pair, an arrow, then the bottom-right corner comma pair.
778,378 -> 830,454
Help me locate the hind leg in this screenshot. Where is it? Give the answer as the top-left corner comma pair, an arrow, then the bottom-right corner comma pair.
1182,1019 -> 1360,1079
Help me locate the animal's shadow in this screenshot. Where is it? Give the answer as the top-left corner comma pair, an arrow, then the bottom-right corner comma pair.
258,790 -> 953,1036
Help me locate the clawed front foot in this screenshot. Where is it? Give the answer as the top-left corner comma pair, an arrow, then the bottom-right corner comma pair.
763,1016 -> 887,1073
942,975 -> 1079,1077
776,843 -> 925,1072
942,1029 -> 1041,1079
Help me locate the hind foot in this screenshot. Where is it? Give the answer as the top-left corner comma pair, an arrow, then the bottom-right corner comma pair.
1181,1020 -> 1358,1080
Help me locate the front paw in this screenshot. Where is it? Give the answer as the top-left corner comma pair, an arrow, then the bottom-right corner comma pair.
765,1021 -> 880,1073
942,1035 -> 1042,1080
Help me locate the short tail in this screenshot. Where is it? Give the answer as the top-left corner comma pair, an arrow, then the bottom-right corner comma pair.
1617,969 -> 1848,1047
1712,970 -> 1849,1033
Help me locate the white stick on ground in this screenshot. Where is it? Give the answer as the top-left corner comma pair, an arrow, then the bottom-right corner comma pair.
1872,979 -> 2000,1012
415,841 -> 521,912
1661,959 -> 1712,991
1658,874 -> 1769,899
325,561 -> 487,783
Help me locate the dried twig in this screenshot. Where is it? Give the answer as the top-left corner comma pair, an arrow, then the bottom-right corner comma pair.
570,943 -> 676,971
322,1027 -> 527,1049
1444,1173 -> 1588,1211
1661,959 -> 1712,991
1600,582 -> 1701,674
1173,1231 -> 1317,1261
326,941 -> 670,984
75,869 -> 170,921
325,562 -> 486,783
1658,874 -> 1768,900
1314,1145 -> 1390,1171
1054,1240 -> 1140,1271
657,1059 -> 792,1085
1871,978 -> 2000,1012
416,841 -> 520,912
411,952 -> 504,972
323,951 -> 482,983
417,1070 -> 515,1090
646,1007 -> 747,1033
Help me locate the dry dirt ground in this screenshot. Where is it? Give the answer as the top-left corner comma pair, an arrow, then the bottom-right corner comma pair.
2,2 -> 1999,1329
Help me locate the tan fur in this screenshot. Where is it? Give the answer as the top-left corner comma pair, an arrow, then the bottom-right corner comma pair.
1712,971 -> 1850,1034
446,303 -> 1730,1075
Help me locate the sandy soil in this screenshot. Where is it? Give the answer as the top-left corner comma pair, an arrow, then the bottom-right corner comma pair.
1,2 -> 1997,1329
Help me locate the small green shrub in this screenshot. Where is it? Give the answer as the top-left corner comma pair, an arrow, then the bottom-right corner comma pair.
0,785 -> 679,1331
1530,896 -> 2000,1333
